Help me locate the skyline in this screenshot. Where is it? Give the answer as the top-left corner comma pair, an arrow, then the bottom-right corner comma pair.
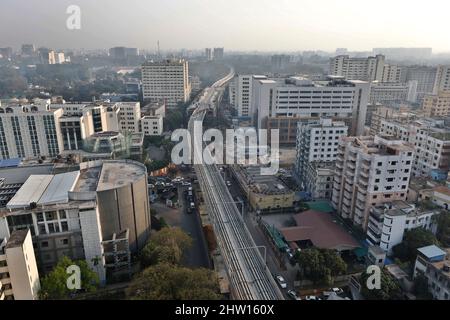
1,0 -> 450,53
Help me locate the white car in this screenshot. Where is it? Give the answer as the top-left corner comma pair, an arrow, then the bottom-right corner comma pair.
275,275 -> 287,289
305,295 -> 320,301
332,287 -> 344,295
226,181 -> 232,187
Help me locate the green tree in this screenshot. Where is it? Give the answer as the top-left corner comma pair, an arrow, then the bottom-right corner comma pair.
392,228 -> 440,262
126,263 -> 220,300
39,256 -> 99,300
296,248 -> 347,285
140,227 -> 193,268
360,268 -> 402,300
435,211 -> 450,247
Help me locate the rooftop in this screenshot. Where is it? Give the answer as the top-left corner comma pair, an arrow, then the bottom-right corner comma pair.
417,245 -> 447,259
280,210 -> 360,251
5,229 -> 29,249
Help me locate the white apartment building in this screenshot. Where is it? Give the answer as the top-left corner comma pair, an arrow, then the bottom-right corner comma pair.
141,59 -> 191,108
332,135 -> 414,230
233,75 -> 266,118
433,65 -> 450,94
294,119 -> 348,194
117,102 -> 141,133
0,104 -> 64,160
379,119 -> 450,177
141,116 -> 163,136
369,82 -> 415,106
253,76 -> 370,140
329,54 -> 385,81
0,160 -> 151,283
366,201 -> 439,254
0,229 -> 40,300
301,162 -> 336,200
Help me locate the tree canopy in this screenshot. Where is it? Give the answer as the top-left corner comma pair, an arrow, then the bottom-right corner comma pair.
435,211 -> 450,247
126,263 -> 220,300
360,268 -> 402,300
296,248 -> 347,285
39,256 -> 99,300
140,227 -> 193,268
392,228 -> 440,262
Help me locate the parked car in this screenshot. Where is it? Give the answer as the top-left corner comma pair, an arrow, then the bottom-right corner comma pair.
275,275 -> 287,289
287,290 -> 300,300
182,181 -> 191,187
331,287 -> 344,295
226,180 -> 232,187
305,295 -> 320,300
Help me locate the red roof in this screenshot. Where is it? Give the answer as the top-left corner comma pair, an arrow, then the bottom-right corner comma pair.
280,210 -> 360,251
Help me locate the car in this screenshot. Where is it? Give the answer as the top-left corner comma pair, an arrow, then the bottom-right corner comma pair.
305,295 -> 320,301
275,275 -> 287,289
226,180 -> 232,187
188,186 -> 193,192
287,290 -> 300,300
182,181 -> 191,187
331,287 -> 344,295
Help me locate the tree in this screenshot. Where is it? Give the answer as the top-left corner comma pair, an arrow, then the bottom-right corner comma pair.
126,263 -> 220,300
39,256 -> 99,300
140,227 -> 193,268
296,248 -> 347,285
435,211 -> 450,247
360,268 -> 402,300
392,228 -> 440,262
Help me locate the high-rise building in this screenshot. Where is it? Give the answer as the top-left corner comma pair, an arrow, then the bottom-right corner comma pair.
0,229 -> 40,300
382,64 -> 404,83
252,76 -> 370,142
366,201 -> 439,254
21,44 -> 35,56
332,135 -> 414,230
0,104 -> 64,160
294,119 -> 348,199
369,82 -> 413,106
379,118 -> 450,177
404,66 -> 438,102
0,160 -> 151,283
234,74 -> 266,118
205,48 -> 213,61
213,47 -> 224,60
141,59 -> 191,108
423,91 -> 450,117
329,54 -> 385,81
433,65 -> 450,94
271,55 -> 291,69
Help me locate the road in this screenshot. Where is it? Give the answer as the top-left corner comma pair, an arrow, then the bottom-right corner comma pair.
188,68 -> 284,300
152,187 -> 211,269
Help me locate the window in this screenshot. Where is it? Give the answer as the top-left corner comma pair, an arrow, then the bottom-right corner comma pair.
61,238 -> 69,245
41,241 -> 49,248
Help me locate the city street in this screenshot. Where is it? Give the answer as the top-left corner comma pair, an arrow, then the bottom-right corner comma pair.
151,186 -> 211,269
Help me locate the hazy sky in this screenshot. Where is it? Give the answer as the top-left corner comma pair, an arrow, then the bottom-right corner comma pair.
1,0 -> 449,52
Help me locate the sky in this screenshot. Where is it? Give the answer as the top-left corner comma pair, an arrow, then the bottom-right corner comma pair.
1,0 -> 450,52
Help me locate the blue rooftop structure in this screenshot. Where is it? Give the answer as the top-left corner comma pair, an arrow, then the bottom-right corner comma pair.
417,245 -> 446,262
0,158 -> 21,168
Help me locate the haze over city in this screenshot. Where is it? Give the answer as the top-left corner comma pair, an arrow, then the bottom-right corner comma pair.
1,0 -> 450,52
